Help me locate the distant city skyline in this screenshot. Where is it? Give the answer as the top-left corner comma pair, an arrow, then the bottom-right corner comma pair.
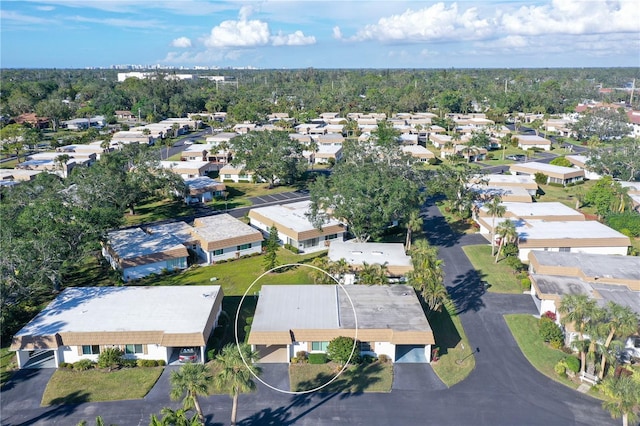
1,0 -> 639,69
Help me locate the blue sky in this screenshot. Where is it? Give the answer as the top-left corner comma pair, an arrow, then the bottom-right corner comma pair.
1,0 -> 639,69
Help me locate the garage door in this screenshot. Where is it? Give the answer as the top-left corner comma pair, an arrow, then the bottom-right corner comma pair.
395,345 -> 427,363
256,345 -> 289,363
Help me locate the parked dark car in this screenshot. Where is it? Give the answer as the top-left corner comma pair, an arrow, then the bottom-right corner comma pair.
178,347 -> 198,363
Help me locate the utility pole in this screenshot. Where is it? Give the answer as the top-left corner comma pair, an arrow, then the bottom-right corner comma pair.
630,78 -> 636,106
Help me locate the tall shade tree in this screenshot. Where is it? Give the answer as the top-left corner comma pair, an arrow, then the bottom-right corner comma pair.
484,197 -> 506,256
598,302 -> 639,380
587,138 -> 640,181
406,239 -> 447,315
559,294 -> 599,374
584,176 -> 633,220
309,135 -> 424,242
427,163 -> 483,218
494,219 -> 518,263
405,210 -> 423,251
169,363 -> 213,423
601,375 -> 640,426
0,124 -> 26,163
213,343 -> 262,426
230,130 -> 306,188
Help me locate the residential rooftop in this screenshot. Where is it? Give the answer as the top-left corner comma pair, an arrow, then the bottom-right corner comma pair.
510,161 -> 580,174
13,286 -> 222,337
529,251 -> 640,282
328,241 -> 412,269
480,202 -> 584,219
106,227 -> 186,260
193,213 -> 263,241
509,219 -> 630,242
250,200 -> 341,233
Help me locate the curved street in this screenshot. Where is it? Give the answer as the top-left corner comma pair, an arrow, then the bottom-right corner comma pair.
0,199 -> 616,425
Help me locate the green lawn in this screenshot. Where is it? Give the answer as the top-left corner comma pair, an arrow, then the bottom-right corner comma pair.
535,180 -> 597,212
430,300 -> 475,387
124,198 -> 199,226
462,245 -> 522,294
1,346 -> 17,386
504,314 -> 578,389
132,248 -> 325,296
436,201 -> 477,235
290,362 -> 393,393
41,367 -> 164,405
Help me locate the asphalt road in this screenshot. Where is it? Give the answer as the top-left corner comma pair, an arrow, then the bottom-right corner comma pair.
0,198 -> 616,426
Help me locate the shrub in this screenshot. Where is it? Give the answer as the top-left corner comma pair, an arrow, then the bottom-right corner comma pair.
502,243 -> 519,259
362,355 -> 376,364
137,359 -> 162,367
157,360 -> 166,366
327,336 -> 360,365
539,317 -> 564,344
378,354 -> 391,363
296,351 -> 308,363
73,359 -> 95,371
505,256 -> 526,272
121,359 -> 137,368
308,353 -> 328,364
284,243 -> 299,254
97,347 -> 123,370
534,172 -> 548,185
565,356 -> 580,373
59,362 -> 73,369
207,348 -> 216,361
554,360 -> 567,377
542,311 -> 557,321
520,278 -> 531,291
606,213 -> 640,237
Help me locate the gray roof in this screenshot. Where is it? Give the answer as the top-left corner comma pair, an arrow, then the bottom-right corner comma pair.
592,284 -> 640,314
251,284 -> 430,333
532,274 -> 594,298
328,241 -> 412,268
14,286 -> 221,336
107,228 -> 186,260
146,221 -> 195,245
531,251 -> 640,282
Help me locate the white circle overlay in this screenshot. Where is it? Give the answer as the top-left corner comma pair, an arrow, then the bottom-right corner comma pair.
234,263 -> 359,395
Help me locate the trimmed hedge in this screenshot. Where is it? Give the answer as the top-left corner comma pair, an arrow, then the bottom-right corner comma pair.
308,353 -> 327,364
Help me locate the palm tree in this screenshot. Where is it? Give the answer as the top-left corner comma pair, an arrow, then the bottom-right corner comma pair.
328,258 -> 350,282
169,363 -> 213,423
601,375 -> 640,426
494,220 -> 518,263
484,197 -> 506,256
405,210 -> 423,251
357,261 -> 388,285
150,407 -> 203,426
310,256 -> 333,284
213,343 -> 262,426
598,302 -> 639,380
407,239 -> 447,313
559,294 -> 599,374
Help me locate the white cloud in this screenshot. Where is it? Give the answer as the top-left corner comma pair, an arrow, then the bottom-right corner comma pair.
170,36 -> 192,48
501,0 -> 640,36
333,26 -> 343,40
271,30 -> 315,46
0,10 -> 54,25
204,18 -> 270,48
351,3 -> 494,42
35,6 -> 55,11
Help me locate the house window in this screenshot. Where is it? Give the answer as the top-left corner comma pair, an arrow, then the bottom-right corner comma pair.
125,344 -> 143,354
311,341 -> 329,351
213,249 -> 224,256
325,234 -> 337,241
237,243 -> 251,251
224,174 -> 231,179
82,345 -> 100,355
359,341 -> 372,352
559,247 -> 570,252
302,238 -> 319,248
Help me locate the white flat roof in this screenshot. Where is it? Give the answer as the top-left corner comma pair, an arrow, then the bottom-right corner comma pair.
183,143 -> 216,153
250,200 -> 342,233
160,160 -> 210,169
481,202 -> 583,218
251,285 -> 339,331
328,240 -> 412,268
511,162 -> 578,174
146,221 -> 194,245
478,174 -> 536,185
194,213 -> 262,241
184,176 -> 223,190
469,184 -> 532,198
509,219 -> 629,241
107,228 -> 185,259
15,286 -> 221,336
517,135 -> 551,143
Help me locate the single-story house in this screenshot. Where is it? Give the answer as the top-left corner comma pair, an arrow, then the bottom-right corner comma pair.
111,131 -> 156,146
0,168 -> 41,182
476,202 -> 585,234
402,145 -> 435,162
191,214 -> 264,263
314,144 -> 343,164
206,132 -> 239,146
565,155 -> 602,180
10,286 -> 223,368
514,135 -> 552,151
440,145 -> 487,162
102,227 -> 189,282
469,185 -> 534,203
248,200 -> 345,253
328,240 -> 413,278
115,110 -> 135,120
471,174 -> 539,196
160,161 -> 217,179
183,176 -> 225,204
510,162 -> 585,186
428,133 -> 452,148
248,284 -> 435,363
57,144 -> 112,161
620,181 -> 640,212
219,164 -> 254,183
499,219 -> 631,261
527,251 -> 640,356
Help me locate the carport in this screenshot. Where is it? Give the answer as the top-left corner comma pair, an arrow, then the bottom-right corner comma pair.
256,344 -> 289,363
395,345 -> 428,363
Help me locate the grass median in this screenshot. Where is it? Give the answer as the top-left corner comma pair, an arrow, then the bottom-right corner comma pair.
290,362 -> 393,393
462,245 -> 522,294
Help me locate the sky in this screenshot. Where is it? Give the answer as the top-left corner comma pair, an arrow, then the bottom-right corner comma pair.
1,0 -> 639,69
